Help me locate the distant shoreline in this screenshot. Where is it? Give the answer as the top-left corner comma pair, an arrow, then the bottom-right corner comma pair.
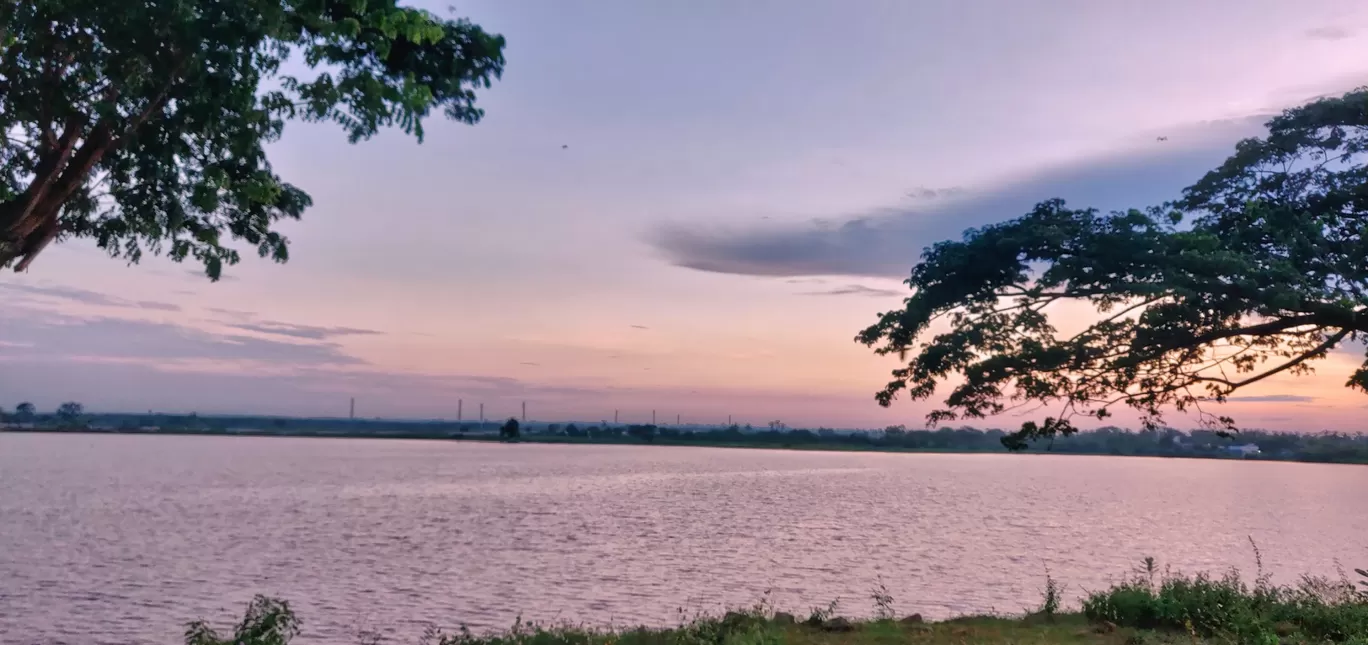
5,425 -> 1365,466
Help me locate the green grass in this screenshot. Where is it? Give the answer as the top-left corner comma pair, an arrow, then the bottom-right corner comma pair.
1081,560 -> 1368,644
183,601 -> 1174,645
184,562 -> 1368,645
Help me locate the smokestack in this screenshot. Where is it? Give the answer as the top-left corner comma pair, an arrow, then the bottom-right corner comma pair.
349,398 -> 355,420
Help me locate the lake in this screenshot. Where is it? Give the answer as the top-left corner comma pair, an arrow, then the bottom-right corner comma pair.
1,433 -> 1365,644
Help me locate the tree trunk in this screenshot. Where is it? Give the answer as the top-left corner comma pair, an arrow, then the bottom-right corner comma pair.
0,197 -> 60,272
0,119 -> 112,273
0,200 -> 33,270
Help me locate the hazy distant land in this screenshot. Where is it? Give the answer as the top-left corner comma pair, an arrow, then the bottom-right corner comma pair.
4,411 -> 1365,465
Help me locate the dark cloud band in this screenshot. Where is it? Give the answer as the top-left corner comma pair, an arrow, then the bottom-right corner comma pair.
651,116 -> 1267,278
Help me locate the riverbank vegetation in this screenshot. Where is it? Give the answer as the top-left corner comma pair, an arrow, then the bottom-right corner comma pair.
187,560 -> 1368,645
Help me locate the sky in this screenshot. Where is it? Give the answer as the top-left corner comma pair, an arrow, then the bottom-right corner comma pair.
4,0 -> 1368,430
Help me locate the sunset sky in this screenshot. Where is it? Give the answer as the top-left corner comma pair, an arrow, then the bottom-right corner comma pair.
4,0 -> 1368,430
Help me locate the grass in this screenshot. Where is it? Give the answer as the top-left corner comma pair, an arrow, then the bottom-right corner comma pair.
183,602 -> 1169,645
184,560 -> 1368,645
1081,557 -> 1368,644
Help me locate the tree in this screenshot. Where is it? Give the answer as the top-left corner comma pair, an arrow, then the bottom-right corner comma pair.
0,1 -> 505,278
14,401 -> 35,422
55,401 -> 83,427
626,424 -> 656,442
858,88 -> 1368,451
499,417 -> 519,440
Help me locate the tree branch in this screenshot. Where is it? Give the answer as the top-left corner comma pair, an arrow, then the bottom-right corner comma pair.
1,113 -> 88,236
1116,315 -> 1326,368
114,54 -> 190,146
1195,327 -> 1352,391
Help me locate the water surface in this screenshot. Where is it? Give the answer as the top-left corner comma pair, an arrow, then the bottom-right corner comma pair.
2,434 -> 1365,644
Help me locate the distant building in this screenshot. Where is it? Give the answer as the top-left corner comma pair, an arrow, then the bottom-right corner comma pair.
1228,443 -> 1261,457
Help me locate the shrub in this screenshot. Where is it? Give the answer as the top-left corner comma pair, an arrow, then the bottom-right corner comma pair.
1083,560 -> 1368,643
184,596 -> 300,645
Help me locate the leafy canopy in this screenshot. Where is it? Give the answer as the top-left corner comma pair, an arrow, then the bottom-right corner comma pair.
499,416 -> 519,440
858,89 -> 1368,450
0,0 -> 505,279
55,401 -> 83,424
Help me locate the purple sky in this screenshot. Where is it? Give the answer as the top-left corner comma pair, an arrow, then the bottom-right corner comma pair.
4,0 -> 1368,430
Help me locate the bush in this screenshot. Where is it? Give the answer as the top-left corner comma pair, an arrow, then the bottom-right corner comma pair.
185,596 -> 300,645
1083,562 -> 1368,643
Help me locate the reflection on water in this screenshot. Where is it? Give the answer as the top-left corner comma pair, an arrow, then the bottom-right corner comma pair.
1,434 -> 1365,644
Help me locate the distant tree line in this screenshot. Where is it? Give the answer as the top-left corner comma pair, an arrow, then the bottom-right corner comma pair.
392,418 -> 1368,464
1,401 -> 86,428
526,422 -> 1368,464
5,407 -> 1366,465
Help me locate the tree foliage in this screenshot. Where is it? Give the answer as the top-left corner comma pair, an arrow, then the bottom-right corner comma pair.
858,88 -> 1368,450
625,423 -> 657,442
14,400 -> 35,421
0,0 -> 505,278
499,416 -> 519,440
55,400 -> 83,425
185,595 -> 299,645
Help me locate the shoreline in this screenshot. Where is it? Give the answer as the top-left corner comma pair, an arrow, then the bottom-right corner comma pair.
183,564 -> 1368,645
4,426 -> 1365,466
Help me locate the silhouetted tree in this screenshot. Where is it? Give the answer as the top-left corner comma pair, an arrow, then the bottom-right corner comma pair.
859,89 -> 1368,450
626,424 -> 657,442
0,1 -> 505,277
499,417 -> 520,440
14,401 -> 35,423
55,401 -> 84,428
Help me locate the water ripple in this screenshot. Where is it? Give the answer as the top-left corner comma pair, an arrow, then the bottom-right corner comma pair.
1,435 -> 1365,644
